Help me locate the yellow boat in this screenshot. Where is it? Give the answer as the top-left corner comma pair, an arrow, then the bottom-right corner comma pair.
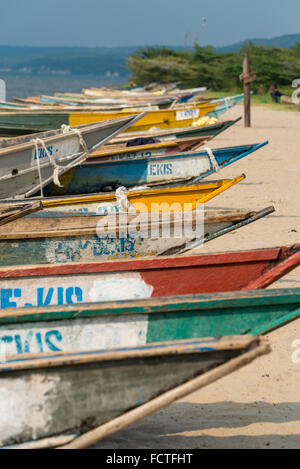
39,174 -> 245,214
68,102 -> 218,132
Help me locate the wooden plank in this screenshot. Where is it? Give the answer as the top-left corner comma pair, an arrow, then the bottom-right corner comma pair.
0,201 -> 42,226
0,335 -> 259,372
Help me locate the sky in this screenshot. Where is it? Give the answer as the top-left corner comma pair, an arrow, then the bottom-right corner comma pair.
0,0 -> 300,48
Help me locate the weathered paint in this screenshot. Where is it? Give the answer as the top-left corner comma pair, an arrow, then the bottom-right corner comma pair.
0,115 -> 145,199
44,142 -> 267,195
0,244 -> 298,306
0,289 -> 298,356
0,215 -> 257,266
0,206 -> 275,265
0,272 -> 154,308
41,175 -> 245,214
0,335 -> 266,447
0,314 -> 149,354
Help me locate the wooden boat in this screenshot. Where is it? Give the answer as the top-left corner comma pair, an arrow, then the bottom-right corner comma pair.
8,98 -> 172,113
92,135 -> 211,158
0,102 -> 217,137
0,288 -> 298,357
0,240 -> 298,309
207,93 -> 245,118
81,85 -> 207,100
0,114 -> 145,199
38,94 -> 177,110
0,335 -> 269,449
44,142 -> 268,196
0,201 -> 42,226
0,206 -> 273,266
13,174 -> 245,215
110,117 -> 242,145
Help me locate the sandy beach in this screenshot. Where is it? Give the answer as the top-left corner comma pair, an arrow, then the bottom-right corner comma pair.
93,104 -> 300,449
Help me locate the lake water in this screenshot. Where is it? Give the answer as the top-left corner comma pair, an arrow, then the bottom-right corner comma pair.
0,74 -> 127,101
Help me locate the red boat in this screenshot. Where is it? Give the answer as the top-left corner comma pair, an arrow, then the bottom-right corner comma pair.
0,245 -> 299,308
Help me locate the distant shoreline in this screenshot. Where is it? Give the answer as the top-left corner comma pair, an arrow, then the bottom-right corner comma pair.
0,74 -> 129,101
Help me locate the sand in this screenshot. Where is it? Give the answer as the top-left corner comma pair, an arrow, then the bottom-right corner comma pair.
93,105 -> 300,449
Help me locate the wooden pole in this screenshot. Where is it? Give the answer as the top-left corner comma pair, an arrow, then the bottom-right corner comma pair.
243,54 -> 251,127
239,53 -> 256,128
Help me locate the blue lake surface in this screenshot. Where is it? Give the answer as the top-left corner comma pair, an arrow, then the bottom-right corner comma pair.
0,73 -> 128,101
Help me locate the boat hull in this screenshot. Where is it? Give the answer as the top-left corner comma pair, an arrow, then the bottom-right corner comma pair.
39,175 -> 245,215
0,208 -> 259,265
0,115 -> 144,199
0,335 -> 268,448
0,102 -> 217,136
0,287 -> 297,355
207,94 -> 245,118
111,118 -> 242,144
0,243 -> 297,309
44,143 -> 267,195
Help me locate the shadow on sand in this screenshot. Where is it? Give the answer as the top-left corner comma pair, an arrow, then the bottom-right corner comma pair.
91,401 -> 300,449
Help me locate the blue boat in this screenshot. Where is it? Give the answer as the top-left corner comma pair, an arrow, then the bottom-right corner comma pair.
207,93 -> 246,118
44,141 -> 268,196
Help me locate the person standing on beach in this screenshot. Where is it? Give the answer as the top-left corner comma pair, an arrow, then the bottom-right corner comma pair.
269,83 -> 283,103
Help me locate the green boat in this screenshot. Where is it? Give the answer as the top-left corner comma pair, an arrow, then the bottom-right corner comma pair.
0,288 -> 299,356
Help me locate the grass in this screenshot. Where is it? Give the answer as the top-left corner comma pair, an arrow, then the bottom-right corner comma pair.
205,89 -> 300,113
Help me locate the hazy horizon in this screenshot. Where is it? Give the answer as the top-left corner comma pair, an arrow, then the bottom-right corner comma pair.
0,32 -> 299,50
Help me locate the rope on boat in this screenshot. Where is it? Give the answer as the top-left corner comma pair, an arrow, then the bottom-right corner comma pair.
204,146 -> 220,172
31,138 -> 64,195
115,186 -> 136,214
61,124 -> 90,159
224,96 -> 233,110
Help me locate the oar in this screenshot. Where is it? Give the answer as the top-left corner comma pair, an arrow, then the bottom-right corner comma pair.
158,205 -> 275,256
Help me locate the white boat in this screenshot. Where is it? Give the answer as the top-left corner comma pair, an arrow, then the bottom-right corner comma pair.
0,113 -> 145,199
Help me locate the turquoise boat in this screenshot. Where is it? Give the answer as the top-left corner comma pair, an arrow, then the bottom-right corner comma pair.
207,93 -> 245,118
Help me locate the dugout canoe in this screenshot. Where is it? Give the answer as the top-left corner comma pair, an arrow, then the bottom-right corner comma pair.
44,142 -> 267,195
0,335 -> 269,449
0,102 -> 217,137
0,206 -> 273,266
0,114 -> 145,199
0,240 -> 298,310
0,288 -> 298,357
